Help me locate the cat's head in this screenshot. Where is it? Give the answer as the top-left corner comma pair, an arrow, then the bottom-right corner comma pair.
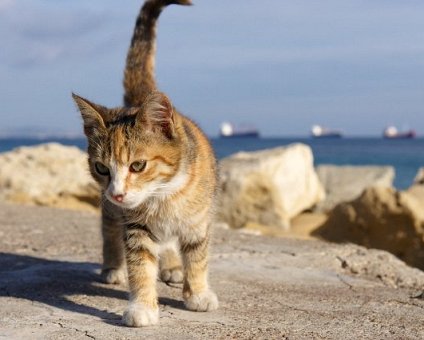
72,92 -> 185,209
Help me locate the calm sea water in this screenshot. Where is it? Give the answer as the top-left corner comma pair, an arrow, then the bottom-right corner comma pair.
1,137 -> 423,189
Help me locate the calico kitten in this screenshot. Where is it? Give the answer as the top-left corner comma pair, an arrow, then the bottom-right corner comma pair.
72,0 -> 218,327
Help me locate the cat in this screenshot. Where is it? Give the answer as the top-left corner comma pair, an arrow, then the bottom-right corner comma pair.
72,0 -> 218,327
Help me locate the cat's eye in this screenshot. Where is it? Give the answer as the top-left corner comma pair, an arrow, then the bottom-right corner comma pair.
130,160 -> 147,173
94,161 -> 110,176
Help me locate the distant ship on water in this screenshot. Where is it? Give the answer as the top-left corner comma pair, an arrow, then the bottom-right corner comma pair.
383,126 -> 416,139
311,125 -> 343,139
219,122 -> 259,138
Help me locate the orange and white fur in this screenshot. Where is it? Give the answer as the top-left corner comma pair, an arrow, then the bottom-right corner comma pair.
72,0 -> 218,327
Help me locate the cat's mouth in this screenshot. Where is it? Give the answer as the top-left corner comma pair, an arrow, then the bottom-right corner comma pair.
105,191 -> 148,210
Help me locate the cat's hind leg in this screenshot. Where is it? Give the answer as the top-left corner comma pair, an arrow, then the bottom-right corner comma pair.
159,239 -> 183,283
181,228 -> 218,312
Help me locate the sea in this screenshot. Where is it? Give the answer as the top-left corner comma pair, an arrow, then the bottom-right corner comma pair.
1,137 -> 423,190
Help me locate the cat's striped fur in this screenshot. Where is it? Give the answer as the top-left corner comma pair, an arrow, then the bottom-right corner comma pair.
72,0 -> 218,327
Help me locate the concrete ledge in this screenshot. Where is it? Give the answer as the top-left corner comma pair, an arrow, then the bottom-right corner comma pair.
0,203 -> 423,339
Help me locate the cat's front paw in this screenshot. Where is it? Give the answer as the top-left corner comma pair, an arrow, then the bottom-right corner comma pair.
184,290 -> 219,312
123,303 -> 159,327
101,268 -> 127,285
160,266 -> 183,283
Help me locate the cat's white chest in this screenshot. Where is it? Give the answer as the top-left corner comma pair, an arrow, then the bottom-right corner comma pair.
136,196 -> 208,244
143,199 -> 185,240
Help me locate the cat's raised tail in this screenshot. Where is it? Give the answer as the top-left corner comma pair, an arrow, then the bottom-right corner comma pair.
123,0 -> 192,107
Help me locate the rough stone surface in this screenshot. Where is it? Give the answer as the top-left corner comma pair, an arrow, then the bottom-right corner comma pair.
0,143 -> 100,211
406,182 -> 424,204
1,202 -> 424,339
315,165 -> 395,212
314,186 -> 424,270
217,144 -> 325,229
413,167 -> 424,185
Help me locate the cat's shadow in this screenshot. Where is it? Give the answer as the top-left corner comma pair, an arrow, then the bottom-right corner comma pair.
0,252 -> 184,325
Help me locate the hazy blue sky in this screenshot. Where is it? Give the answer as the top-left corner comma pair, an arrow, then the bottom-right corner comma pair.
1,0 -> 424,137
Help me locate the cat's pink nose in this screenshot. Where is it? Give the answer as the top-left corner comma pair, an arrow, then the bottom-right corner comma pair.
112,194 -> 125,202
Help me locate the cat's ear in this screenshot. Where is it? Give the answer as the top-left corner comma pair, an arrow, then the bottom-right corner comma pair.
72,93 -> 108,136
142,92 -> 175,139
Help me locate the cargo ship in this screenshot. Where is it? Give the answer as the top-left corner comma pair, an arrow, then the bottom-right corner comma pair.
383,126 -> 416,139
311,125 -> 343,139
219,122 -> 259,138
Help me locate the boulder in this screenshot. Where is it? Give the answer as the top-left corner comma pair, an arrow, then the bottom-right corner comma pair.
406,183 -> 424,204
217,144 -> 325,229
315,165 -> 395,212
413,167 -> 424,185
403,167 -> 424,213
0,143 -> 99,211
313,186 -> 424,270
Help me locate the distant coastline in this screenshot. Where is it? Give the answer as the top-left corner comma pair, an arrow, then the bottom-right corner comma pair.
0,132 -> 84,139
1,136 -> 423,190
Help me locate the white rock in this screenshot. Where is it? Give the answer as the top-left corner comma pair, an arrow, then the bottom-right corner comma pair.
315,165 -> 395,212
413,167 -> 424,185
0,143 -> 99,211
217,144 -> 325,229
405,168 -> 424,205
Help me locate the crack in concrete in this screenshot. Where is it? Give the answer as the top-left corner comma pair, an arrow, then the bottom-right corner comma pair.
336,274 -> 355,290
52,321 -> 96,339
389,299 -> 424,310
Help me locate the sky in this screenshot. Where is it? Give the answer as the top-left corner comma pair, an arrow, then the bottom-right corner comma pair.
1,0 -> 424,137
